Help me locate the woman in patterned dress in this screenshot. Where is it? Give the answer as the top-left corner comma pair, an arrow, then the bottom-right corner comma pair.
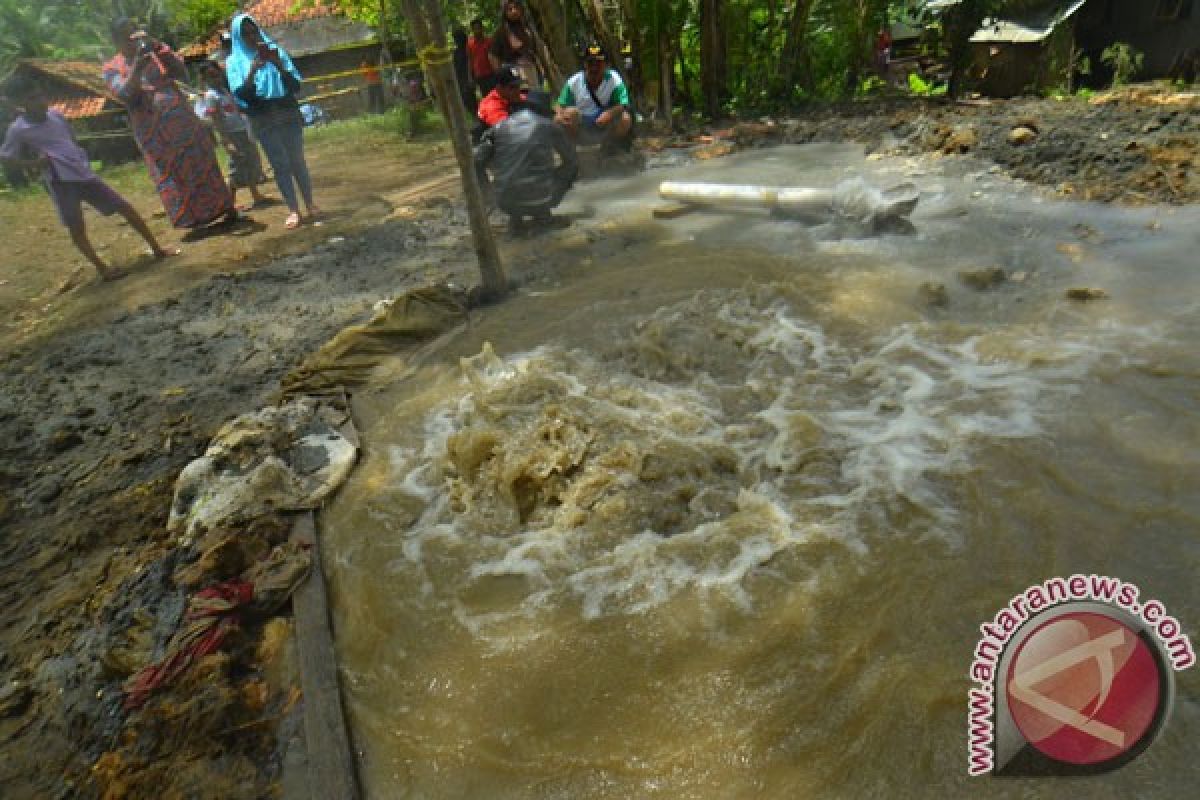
103,18 -> 235,229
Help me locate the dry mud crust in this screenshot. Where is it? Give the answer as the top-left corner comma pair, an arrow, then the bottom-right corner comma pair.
0,207 -> 475,798
771,89 -> 1198,205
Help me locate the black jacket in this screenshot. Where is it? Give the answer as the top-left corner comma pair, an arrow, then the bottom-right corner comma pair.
474,109 -> 577,214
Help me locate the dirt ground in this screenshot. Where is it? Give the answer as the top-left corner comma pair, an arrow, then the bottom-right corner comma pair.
776,85 -> 1199,204
0,89 -> 1195,798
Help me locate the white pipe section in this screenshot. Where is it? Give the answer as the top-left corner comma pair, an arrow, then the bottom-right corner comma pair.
659,181 -> 833,211
658,180 -> 920,223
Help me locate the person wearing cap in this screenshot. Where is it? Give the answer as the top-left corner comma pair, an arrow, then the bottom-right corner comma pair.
474,89 -> 577,234
477,64 -> 525,128
554,46 -> 632,151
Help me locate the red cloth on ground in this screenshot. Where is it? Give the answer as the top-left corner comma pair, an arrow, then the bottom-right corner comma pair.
122,580 -> 254,710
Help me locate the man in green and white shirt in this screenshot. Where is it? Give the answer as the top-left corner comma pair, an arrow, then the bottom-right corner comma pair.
554,46 -> 632,150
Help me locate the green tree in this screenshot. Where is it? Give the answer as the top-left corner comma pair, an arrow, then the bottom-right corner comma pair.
0,1 -> 65,69
166,0 -> 239,40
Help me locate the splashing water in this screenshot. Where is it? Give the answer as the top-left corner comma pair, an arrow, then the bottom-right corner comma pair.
322,147 -> 1200,798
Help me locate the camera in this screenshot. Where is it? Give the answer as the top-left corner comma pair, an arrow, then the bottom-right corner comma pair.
130,30 -> 153,57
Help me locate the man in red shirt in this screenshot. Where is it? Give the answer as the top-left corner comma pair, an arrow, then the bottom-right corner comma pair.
477,64 -> 524,128
466,18 -> 496,99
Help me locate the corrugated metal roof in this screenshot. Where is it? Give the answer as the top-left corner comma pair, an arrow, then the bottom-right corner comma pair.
970,0 -> 1089,44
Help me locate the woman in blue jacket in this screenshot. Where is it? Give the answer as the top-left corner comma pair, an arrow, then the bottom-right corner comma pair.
225,12 -> 319,229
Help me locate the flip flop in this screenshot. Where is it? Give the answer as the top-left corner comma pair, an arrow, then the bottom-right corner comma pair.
151,247 -> 182,260
284,212 -> 302,230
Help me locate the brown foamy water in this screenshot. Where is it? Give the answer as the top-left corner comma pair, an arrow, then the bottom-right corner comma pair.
322,148 -> 1200,798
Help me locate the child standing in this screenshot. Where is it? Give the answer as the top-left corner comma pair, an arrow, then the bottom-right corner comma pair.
202,61 -> 268,211
0,78 -> 172,281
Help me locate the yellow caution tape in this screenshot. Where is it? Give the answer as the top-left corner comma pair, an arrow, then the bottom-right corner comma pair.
299,58 -> 421,84
417,44 -> 454,68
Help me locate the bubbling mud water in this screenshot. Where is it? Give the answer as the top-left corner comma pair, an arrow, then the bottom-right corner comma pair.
323,148 -> 1200,798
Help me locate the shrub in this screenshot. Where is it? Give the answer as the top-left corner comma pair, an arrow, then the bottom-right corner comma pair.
1101,42 -> 1144,86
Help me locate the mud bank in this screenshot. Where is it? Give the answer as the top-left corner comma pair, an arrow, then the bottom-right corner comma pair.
662,87 -> 1198,205
0,207 -> 477,798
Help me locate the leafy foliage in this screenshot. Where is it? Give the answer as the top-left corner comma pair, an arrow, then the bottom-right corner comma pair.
167,1 -> 240,40
2,0 -> 1152,116
0,0 -> 193,70
1101,42 -> 1143,87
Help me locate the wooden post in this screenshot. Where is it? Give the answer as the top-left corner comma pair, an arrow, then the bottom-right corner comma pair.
291,512 -> 361,800
524,0 -> 571,88
699,0 -> 726,119
397,0 -> 508,298
378,0 -> 390,55
658,33 -> 673,126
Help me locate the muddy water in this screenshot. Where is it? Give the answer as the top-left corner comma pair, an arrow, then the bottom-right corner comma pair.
323,147 -> 1200,798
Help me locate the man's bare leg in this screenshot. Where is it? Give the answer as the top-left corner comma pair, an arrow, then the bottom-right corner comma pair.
117,203 -> 174,259
603,110 -> 634,151
66,221 -> 123,280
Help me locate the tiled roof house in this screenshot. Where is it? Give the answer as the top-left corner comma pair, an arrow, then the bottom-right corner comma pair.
181,0 -> 375,60
179,0 -> 383,118
2,59 -> 118,121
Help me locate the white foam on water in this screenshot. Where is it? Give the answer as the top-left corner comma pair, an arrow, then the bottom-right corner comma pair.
368,287 -> 1163,636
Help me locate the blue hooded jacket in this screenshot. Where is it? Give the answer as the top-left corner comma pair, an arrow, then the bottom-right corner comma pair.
225,12 -> 303,110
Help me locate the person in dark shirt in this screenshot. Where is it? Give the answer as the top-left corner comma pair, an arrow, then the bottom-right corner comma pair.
489,1 -> 544,88
474,89 -> 577,234
226,11 -> 319,229
452,26 -> 476,115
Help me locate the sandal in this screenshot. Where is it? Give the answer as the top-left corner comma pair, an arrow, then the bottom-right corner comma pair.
284,212 -> 301,230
